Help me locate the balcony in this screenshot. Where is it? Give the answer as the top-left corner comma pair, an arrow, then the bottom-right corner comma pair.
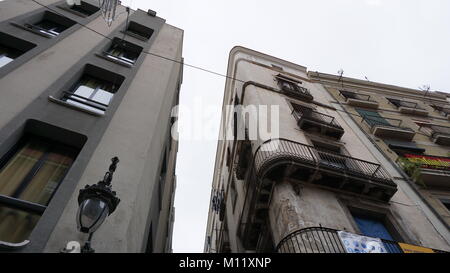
237,139 -> 397,250
292,106 -> 345,140
400,154 -> 450,188
388,98 -> 429,116
430,104 -> 450,120
276,75 -> 314,102
340,90 -> 379,109
430,125 -> 450,146
276,227 -> 446,253
254,139 -> 397,201
362,115 -> 416,141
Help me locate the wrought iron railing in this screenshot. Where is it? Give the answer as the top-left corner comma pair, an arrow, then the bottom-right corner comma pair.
340,90 -> 375,102
430,125 -> 450,138
254,139 -> 394,186
293,107 -> 343,130
276,76 -> 313,101
388,98 -> 425,110
276,227 -> 443,253
430,104 -> 450,117
361,115 -> 414,132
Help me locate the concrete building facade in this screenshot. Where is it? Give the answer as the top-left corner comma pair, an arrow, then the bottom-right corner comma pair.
0,0 -> 183,253
205,46 -> 450,253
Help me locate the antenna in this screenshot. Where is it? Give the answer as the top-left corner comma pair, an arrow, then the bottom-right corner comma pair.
98,0 -> 119,27
419,84 -> 431,97
337,69 -> 344,88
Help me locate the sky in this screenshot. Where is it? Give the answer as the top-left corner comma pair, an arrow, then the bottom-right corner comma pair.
123,0 -> 450,252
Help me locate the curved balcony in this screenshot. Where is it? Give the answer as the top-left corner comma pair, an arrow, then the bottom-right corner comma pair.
276,227 -> 444,253
254,139 -> 397,201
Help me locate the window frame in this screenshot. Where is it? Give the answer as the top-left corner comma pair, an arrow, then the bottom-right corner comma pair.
0,134 -> 79,245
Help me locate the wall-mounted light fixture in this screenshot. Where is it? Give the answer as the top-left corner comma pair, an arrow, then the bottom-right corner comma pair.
75,157 -> 121,253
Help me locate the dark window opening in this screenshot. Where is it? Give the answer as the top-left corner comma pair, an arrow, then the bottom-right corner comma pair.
312,141 -> 347,170
61,65 -> 125,114
351,212 -> 396,241
0,133 -> 81,244
440,199 -> 450,212
0,32 -> 36,68
387,98 -> 423,110
125,21 -> 154,41
23,11 -> 76,38
103,38 -> 143,66
69,1 -> 100,17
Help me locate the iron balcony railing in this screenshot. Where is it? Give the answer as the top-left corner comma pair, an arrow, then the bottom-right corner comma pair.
276,76 -> 313,101
430,124 -> 450,138
361,115 -> 414,132
276,227 -> 444,253
339,90 -> 375,102
388,98 -> 425,110
254,139 -> 394,186
292,107 -> 343,130
430,104 -> 450,117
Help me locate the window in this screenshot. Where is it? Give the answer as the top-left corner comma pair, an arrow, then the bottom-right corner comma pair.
440,199 -> 450,212
340,90 -> 371,101
312,141 -> 347,170
0,135 -> 79,244
0,45 -> 22,68
277,76 -> 304,93
0,32 -> 36,69
124,21 -> 154,41
351,213 -> 395,241
383,139 -> 425,156
102,38 -> 143,66
356,109 -> 390,127
66,1 -> 100,17
60,65 -> 125,115
19,11 -> 76,38
387,98 -> 422,109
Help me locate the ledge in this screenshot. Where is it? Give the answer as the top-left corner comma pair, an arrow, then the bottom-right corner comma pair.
10,22 -> 55,39
95,53 -> 134,68
48,96 -> 105,117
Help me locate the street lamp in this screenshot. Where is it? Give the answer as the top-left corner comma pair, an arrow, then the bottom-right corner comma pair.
76,157 -> 121,253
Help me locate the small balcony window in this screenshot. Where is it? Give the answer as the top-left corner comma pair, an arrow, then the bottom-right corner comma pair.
387,98 -> 428,116
276,75 -> 313,102
0,45 -> 22,68
14,11 -> 76,38
102,38 -> 143,67
124,21 -> 154,41
67,1 -> 100,17
339,90 -> 379,109
63,75 -> 119,115
0,32 -> 36,69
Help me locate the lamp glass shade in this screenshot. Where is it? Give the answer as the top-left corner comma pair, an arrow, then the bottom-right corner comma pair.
76,197 -> 109,234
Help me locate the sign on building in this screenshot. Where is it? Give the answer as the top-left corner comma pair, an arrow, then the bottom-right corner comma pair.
338,231 -> 388,253
398,243 -> 434,253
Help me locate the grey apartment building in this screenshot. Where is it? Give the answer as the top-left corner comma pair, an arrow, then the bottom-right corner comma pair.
0,0 -> 183,252
205,47 -> 450,253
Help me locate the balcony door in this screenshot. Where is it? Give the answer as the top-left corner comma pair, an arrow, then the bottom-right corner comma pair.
312,141 -> 347,170
356,109 -> 389,127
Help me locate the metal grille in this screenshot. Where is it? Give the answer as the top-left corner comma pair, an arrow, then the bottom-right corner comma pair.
340,90 -> 373,102
276,227 -> 445,253
292,105 -> 343,129
254,139 -> 394,186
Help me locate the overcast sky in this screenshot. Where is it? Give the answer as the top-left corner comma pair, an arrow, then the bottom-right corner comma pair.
122,0 -> 450,253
